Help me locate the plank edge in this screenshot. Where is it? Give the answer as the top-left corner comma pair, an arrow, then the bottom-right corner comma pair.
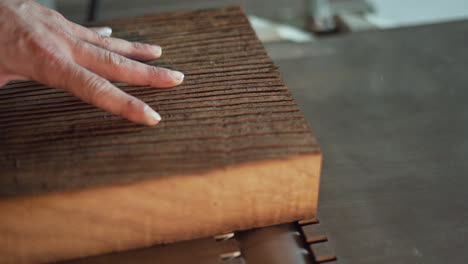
0,152 -> 321,263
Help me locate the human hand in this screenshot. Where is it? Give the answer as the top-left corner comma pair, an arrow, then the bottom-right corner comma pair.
0,0 -> 184,126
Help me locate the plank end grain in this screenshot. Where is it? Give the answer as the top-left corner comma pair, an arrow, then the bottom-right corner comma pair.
0,6 -> 322,263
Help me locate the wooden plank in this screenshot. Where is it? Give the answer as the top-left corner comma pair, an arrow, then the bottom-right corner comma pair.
62,222 -> 319,264
62,235 -> 242,264
0,7 -> 321,263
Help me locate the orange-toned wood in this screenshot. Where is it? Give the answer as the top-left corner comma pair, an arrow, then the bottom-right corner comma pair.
0,7 -> 321,263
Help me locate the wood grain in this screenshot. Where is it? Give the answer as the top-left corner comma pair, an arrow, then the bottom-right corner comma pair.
0,7 -> 321,263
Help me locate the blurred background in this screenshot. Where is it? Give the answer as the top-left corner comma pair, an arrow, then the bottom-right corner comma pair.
39,0 -> 468,43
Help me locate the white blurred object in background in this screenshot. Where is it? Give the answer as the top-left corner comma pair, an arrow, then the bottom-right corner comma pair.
367,0 -> 468,28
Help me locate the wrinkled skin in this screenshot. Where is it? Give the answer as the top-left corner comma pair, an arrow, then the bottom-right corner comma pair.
0,0 -> 184,125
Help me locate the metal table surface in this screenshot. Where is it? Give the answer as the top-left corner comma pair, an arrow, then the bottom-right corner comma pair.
265,20 -> 468,263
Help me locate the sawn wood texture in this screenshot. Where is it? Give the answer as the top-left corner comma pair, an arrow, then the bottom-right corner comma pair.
0,7 -> 321,263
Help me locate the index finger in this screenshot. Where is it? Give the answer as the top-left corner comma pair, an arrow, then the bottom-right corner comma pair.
68,23 -> 162,61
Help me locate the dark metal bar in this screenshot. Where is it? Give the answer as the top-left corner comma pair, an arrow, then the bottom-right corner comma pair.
237,223 -> 316,264
87,0 -> 100,22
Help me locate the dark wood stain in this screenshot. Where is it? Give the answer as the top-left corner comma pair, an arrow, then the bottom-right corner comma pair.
0,7 -> 319,197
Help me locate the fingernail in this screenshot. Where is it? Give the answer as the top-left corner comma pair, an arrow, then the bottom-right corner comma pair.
96,27 -> 112,37
151,45 -> 162,57
144,105 -> 161,126
170,71 -> 184,83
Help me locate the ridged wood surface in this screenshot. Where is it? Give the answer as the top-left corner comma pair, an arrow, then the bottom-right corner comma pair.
0,6 -> 319,197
